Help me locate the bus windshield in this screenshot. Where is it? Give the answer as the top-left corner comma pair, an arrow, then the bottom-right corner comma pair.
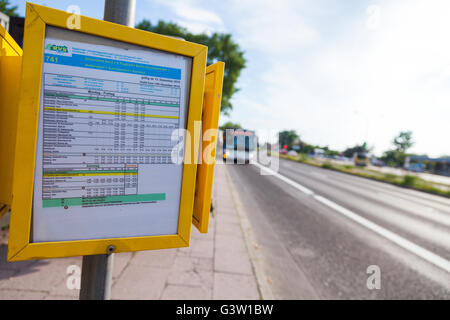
223,129 -> 256,164
224,129 -> 256,151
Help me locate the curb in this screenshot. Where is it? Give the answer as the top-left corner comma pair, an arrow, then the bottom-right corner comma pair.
223,165 -> 275,300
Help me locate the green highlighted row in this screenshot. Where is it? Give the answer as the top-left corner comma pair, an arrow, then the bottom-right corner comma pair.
43,193 -> 166,208
44,92 -> 179,108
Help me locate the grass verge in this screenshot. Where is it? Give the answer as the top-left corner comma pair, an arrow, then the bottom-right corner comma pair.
276,154 -> 450,198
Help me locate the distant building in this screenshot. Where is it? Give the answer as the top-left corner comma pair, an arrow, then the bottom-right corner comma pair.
0,11 -> 10,31
405,156 -> 450,176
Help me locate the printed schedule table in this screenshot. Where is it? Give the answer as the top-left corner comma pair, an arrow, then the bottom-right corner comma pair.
31,31 -> 192,242
32,34 -> 190,229
41,71 -> 182,208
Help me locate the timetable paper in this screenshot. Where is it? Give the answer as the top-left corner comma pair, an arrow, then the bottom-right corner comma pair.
32,35 -> 192,242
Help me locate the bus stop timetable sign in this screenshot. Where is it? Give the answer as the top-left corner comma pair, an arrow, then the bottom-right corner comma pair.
8,3 -> 207,261
0,24 -> 22,218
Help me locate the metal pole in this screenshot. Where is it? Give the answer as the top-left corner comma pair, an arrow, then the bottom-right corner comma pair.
79,248 -> 115,300
79,1 -> 136,300
103,0 -> 136,27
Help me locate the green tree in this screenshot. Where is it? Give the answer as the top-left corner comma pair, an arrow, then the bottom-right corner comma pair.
381,131 -> 414,167
278,130 -> 299,150
136,20 -> 246,115
0,0 -> 18,16
381,150 -> 397,167
220,121 -> 242,130
393,131 -> 414,153
324,148 -> 340,157
298,142 -> 315,154
343,142 -> 369,158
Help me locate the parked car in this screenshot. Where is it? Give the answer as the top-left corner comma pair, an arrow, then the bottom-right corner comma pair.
371,158 -> 385,167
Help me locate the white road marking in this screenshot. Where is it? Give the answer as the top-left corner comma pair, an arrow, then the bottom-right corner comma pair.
252,161 -> 450,273
253,162 -> 314,195
313,195 -> 450,273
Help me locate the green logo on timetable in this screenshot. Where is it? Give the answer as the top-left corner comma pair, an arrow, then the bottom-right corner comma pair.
45,44 -> 69,53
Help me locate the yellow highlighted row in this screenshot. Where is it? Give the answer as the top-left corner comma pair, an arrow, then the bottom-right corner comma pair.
43,172 -> 138,177
44,107 -> 179,119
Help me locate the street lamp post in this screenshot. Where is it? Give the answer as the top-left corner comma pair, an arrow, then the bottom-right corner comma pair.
104,0 -> 136,27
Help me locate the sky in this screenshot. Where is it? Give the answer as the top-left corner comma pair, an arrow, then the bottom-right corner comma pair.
8,0 -> 450,157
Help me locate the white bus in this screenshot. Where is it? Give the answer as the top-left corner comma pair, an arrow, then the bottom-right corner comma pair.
222,129 -> 256,164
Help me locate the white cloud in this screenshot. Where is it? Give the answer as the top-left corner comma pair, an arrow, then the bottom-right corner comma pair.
156,0 -> 450,156
153,0 -> 225,34
231,0 -> 450,156
226,0 -> 319,54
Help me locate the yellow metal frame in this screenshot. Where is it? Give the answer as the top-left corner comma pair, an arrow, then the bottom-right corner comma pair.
8,3 -> 207,261
0,24 -> 22,218
193,62 -> 224,233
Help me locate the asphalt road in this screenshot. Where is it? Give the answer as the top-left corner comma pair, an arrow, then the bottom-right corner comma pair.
226,158 -> 450,299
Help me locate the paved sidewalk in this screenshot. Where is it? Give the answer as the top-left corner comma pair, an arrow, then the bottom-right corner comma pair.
0,165 -> 261,300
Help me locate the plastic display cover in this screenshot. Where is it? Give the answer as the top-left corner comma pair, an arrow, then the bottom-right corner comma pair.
32,27 -> 192,242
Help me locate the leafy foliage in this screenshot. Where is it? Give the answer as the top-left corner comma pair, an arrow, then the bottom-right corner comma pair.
278,130 -> 299,150
220,121 -> 242,130
380,149 -> 398,167
381,131 -> 414,167
0,0 -> 18,17
136,20 -> 246,115
343,142 -> 370,158
402,175 -> 417,187
393,131 -> 414,153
